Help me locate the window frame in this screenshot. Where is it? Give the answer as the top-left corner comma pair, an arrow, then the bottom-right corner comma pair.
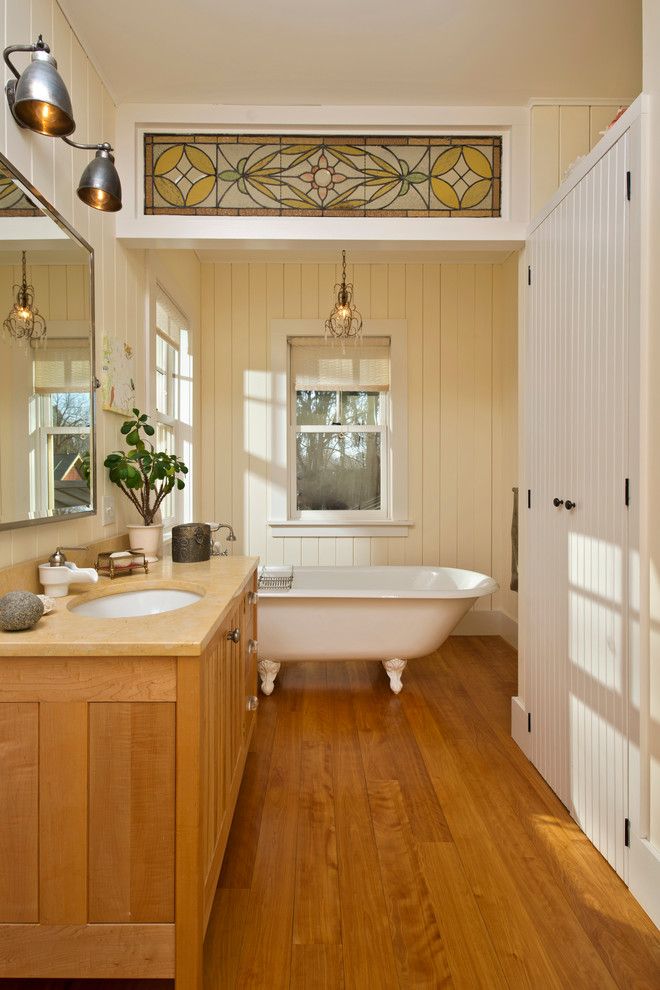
290,381 -> 390,522
269,319 -> 410,538
151,283 -> 193,533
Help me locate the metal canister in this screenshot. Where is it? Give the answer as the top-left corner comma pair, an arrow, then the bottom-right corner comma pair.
171,523 -> 212,563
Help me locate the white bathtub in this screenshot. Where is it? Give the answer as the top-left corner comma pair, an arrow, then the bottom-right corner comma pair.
257,565 -> 497,694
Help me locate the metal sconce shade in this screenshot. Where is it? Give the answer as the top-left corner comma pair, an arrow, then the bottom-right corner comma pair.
77,147 -> 122,212
8,46 -> 74,136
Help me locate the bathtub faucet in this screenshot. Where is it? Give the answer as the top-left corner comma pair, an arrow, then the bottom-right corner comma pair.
209,522 -> 237,556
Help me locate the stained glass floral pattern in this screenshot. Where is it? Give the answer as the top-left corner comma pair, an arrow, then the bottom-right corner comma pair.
144,135 -> 501,217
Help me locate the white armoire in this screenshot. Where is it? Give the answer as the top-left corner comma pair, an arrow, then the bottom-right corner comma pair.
517,100 -> 644,885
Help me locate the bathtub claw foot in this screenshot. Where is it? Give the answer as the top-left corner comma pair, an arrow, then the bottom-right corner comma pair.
382,658 -> 407,694
258,659 -> 281,695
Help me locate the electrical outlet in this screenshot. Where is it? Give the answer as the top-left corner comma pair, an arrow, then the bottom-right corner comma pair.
102,495 -> 115,527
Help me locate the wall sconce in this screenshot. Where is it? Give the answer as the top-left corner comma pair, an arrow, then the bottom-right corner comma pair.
3,35 -> 122,211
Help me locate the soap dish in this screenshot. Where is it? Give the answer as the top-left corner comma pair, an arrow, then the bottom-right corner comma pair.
37,594 -> 57,615
96,549 -> 149,579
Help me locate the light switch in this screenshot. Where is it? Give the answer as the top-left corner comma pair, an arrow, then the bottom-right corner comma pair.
102,495 -> 115,526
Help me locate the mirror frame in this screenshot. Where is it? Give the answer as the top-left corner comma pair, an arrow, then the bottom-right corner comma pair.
0,150 -> 97,531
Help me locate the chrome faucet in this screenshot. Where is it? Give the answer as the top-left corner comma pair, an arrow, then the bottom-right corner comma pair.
209,522 -> 237,556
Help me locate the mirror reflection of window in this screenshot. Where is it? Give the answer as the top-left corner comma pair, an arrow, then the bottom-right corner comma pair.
33,339 -> 91,513
0,158 -> 95,530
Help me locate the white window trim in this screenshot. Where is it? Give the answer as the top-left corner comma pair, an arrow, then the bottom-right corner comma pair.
268,319 -> 410,538
150,281 -> 194,535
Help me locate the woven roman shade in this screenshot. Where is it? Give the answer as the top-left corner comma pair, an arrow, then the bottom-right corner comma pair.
290,337 -> 390,392
33,339 -> 90,393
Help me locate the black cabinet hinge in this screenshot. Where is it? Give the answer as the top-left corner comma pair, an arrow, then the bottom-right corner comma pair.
625,818 -> 631,847
626,171 -> 631,201
527,265 -> 532,285
527,489 -> 531,509
625,477 -> 630,507
527,712 -> 532,733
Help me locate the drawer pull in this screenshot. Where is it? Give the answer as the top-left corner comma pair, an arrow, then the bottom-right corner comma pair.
247,590 -> 258,605
248,639 -> 258,654
246,695 -> 259,712
227,627 -> 240,643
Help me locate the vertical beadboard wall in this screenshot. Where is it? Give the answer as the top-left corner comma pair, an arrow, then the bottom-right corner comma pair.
0,0 -> 148,568
199,258 -> 518,621
530,103 -> 626,217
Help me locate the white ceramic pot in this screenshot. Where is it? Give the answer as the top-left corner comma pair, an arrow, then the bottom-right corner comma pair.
127,523 -> 163,562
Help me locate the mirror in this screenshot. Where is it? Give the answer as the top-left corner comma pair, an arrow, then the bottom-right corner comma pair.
0,152 -> 95,530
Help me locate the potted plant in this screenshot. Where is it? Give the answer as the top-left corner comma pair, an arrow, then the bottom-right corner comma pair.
104,408 -> 188,560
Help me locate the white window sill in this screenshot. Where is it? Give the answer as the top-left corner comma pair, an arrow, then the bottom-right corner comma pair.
267,520 -> 413,538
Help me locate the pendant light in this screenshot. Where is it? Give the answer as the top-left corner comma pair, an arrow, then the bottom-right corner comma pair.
3,35 -> 122,212
3,252 -> 47,345
325,250 -> 363,342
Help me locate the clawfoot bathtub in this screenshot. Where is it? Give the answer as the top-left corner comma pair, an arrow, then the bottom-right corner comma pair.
257,565 -> 497,694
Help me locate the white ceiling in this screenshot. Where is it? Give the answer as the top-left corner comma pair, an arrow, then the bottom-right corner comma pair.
60,0 -> 641,107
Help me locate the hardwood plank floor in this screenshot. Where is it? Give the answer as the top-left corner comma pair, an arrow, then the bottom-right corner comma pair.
4,636 -> 659,989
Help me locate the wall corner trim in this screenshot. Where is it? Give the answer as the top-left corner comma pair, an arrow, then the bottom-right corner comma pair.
511,695 -> 531,758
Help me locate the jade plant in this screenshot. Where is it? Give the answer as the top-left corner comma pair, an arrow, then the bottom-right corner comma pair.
104,409 -> 188,525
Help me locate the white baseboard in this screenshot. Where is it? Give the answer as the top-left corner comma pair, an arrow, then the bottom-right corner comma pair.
454,609 -> 518,648
629,832 -> 660,929
511,695 -> 531,758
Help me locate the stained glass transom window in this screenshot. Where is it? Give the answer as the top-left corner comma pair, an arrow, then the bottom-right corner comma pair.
144,134 -> 502,217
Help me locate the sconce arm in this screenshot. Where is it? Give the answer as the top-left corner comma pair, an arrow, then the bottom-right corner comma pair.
62,137 -> 113,153
3,36 -> 49,80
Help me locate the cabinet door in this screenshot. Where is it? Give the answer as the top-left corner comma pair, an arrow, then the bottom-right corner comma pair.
523,132 -> 630,878
565,132 -> 629,878
241,579 -> 258,743
525,203 -> 572,808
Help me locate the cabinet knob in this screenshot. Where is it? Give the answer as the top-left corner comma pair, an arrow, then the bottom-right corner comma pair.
246,695 -> 259,712
247,590 -> 258,605
248,639 -> 258,654
553,497 -> 564,507
565,500 -> 576,511
227,627 -> 240,643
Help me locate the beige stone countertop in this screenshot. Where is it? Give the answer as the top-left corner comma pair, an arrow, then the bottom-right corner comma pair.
0,554 -> 259,657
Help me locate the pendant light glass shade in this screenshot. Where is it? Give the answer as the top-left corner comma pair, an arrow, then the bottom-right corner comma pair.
76,147 -> 122,212
5,40 -> 74,136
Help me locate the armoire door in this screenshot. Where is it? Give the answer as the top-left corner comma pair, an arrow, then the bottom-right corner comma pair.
524,132 -> 630,879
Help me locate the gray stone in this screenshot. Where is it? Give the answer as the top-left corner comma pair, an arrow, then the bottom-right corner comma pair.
0,590 -> 44,631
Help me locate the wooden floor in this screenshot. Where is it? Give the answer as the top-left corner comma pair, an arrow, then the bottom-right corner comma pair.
5,636 -> 659,989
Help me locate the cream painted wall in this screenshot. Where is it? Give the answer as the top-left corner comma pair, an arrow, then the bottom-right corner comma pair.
0,0 -> 148,566
199,258 -> 518,621
530,103 -> 628,217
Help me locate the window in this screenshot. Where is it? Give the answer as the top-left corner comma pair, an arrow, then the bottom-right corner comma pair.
269,320 -> 409,537
290,338 -> 390,518
33,340 -> 91,513
154,287 -> 193,529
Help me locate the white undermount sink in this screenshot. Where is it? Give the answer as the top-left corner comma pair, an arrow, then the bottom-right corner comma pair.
69,587 -> 203,619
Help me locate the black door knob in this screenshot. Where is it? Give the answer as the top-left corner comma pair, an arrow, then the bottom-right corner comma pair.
553,497 -> 564,507
565,500 -> 576,510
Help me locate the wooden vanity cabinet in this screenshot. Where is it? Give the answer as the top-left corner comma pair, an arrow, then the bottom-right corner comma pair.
0,567 -> 258,988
